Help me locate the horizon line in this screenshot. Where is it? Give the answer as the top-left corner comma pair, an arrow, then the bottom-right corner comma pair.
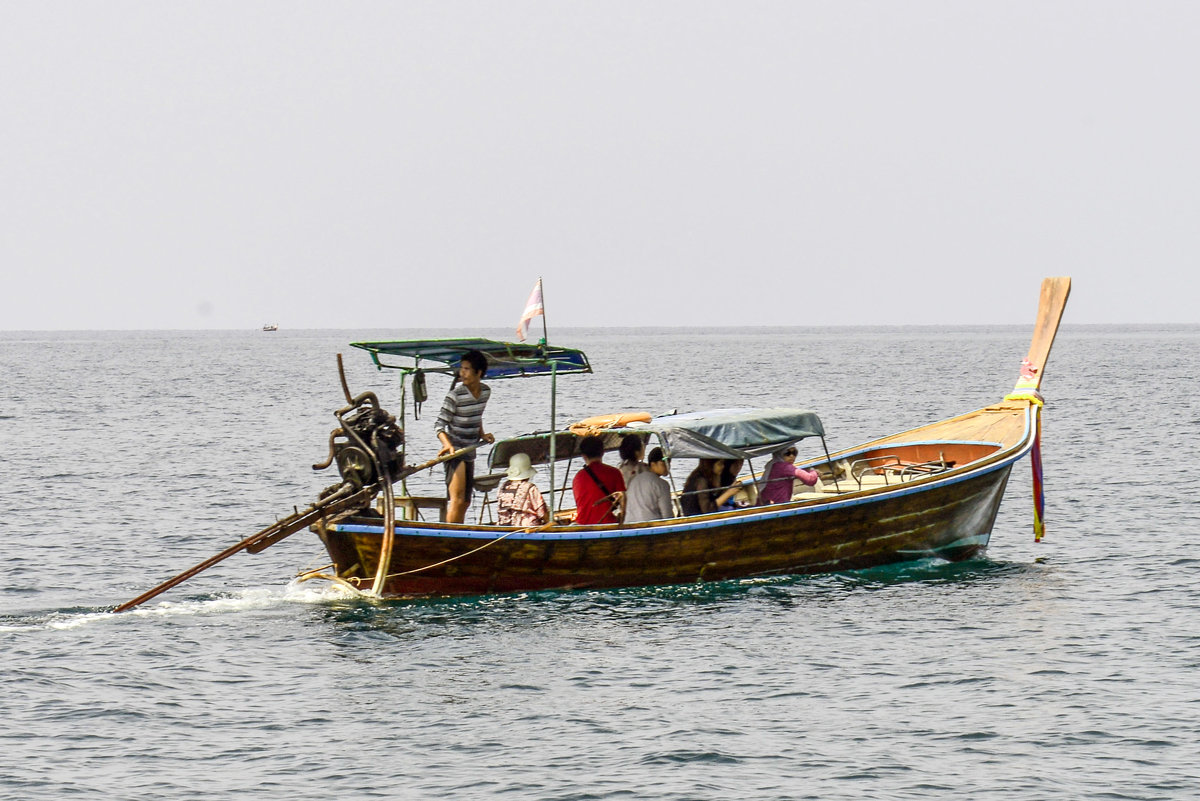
2,321 -> 1195,334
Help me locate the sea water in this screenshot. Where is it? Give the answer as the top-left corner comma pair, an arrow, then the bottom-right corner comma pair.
2,326 -> 1198,800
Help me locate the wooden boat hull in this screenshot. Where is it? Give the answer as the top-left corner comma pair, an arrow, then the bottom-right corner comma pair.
311,401 -> 1035,597
317,465 -> 1013,596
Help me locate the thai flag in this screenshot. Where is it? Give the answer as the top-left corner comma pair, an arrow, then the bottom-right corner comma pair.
516,279 -> 544,342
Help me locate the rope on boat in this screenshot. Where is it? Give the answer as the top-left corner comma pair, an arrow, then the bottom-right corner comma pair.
384,522 -> 555,580
296,521 -> 557,598
1004,390 -> 1044,406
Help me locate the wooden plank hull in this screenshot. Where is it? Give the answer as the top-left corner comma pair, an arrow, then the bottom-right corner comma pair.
312,403 -> 1031,597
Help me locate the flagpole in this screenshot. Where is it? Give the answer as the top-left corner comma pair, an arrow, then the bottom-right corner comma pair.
548,359 -> 557,516
538,277 -> 548,344
541,278 -> 556,515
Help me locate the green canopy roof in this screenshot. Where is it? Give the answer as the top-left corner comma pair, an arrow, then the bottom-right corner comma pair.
350,338 -> 591,379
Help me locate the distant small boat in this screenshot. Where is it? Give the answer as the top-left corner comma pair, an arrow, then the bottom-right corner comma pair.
262,324 -> 279,332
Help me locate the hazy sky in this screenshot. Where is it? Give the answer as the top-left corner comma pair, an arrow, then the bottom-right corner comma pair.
2,2 -> 1197,330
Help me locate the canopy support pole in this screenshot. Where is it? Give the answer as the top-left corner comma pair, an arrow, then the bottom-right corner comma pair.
655,433 -> 683,517
548,360 -> 558,515
399,371 -> 409,497
558,457 -> 574,508
539,277 -> 550,345
819,436 -> 841,492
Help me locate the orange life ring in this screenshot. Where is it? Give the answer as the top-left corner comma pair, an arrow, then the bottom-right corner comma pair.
568,411 -> 652,435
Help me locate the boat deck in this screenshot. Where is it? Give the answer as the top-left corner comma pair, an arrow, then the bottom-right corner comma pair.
386,401 -> 1033,525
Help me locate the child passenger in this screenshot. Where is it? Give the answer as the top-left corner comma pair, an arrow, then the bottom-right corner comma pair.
624,447 -> 674,523
618,433 -> 647,486
680,459 -> 742,516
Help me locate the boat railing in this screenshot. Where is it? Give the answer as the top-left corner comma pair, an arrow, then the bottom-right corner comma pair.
847,455 -> 957,491
390,455 -> 965,524
369,454 -> 963,526
467,473 -> 754,525
472,472 -> 508,524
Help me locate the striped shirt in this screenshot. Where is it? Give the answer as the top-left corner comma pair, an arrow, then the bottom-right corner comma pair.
435,382 -> 491,448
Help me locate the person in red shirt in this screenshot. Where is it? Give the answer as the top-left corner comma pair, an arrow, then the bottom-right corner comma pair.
571,435 -> 625,525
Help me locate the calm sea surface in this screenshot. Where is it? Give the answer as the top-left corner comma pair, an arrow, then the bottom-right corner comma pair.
2,325 -> 1198,800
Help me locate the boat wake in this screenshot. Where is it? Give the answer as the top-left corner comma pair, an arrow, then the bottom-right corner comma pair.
839,555 -> 1036,587
1,581 -> 363,632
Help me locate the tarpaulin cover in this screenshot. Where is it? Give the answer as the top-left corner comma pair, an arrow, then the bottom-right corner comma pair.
638,408 -> 825,460
488,430 -> 650,470
351,338 -> 591,379
484,409 -> 822,468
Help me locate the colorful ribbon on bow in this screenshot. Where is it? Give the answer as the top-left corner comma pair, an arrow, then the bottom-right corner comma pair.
1005,389 -> 1046,542
1030,404 -> 1045,542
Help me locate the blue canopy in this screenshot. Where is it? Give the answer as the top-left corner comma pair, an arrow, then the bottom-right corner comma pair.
351,338 -> 591,379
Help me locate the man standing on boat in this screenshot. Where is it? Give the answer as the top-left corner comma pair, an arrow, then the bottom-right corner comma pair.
435,349 -> 494,523
571,435 -> 625,526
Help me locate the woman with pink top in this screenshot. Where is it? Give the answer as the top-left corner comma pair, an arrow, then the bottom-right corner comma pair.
757,446 -> 819,505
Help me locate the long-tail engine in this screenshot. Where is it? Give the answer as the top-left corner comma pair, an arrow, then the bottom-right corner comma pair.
314,395 -> 405,491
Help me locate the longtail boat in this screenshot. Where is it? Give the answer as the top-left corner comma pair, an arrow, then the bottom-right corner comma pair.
114,277 -> 1070,611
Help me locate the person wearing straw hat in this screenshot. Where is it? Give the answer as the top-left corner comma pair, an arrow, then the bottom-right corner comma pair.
496,452 -> 549,527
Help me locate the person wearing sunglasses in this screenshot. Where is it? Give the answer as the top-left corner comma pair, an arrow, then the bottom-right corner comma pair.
757,446 -> 819,505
